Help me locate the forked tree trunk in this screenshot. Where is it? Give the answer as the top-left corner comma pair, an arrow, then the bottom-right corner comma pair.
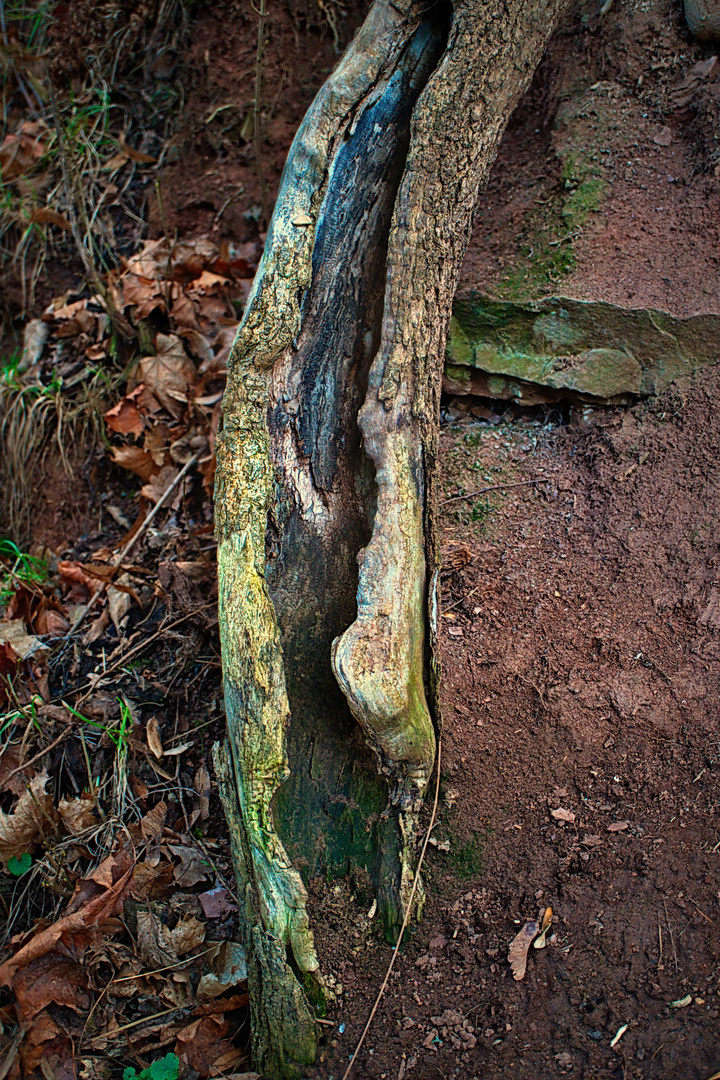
213,0 -> 568,1074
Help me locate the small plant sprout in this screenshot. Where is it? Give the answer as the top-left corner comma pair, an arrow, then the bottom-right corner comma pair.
122,1053 -> 180,1080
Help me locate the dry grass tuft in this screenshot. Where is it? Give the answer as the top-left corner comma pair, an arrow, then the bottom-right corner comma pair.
0,365 -> 113,545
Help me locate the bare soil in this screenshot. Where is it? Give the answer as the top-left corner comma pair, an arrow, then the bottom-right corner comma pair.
461,0 -> 720,317
309,373 -> 720,1080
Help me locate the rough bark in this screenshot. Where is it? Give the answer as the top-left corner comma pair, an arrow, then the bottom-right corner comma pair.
214,0 -> 569,1075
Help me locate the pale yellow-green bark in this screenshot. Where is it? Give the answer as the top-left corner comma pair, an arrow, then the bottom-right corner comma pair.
215,0 -> 569,1074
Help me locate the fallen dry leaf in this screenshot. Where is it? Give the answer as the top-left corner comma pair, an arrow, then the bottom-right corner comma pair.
171,915 -> 206,956
197,941 -> 247,999
0,743 -> 30,796
129,859 -> 175,901
0,619 -> 47,662
33,607 -> 69,637
19,317 -> 49,370
0,769 -> 53,866
137,905 -> 180,969
110,444 -> 158,481
140,800 -> 167,841
57,560 -> 109,594
107,573 -> 133,635
167,842 -> 211,887
0,846 -> 134,986
175,1013 -> 243,1076
138,334 -> 197,419
508,920 -> 539,981
18,1009 -> 68,1075
550,807 -> 576,824
105,387 -> 146,437
58,795 -> 99,836
141,465 -> 180,505
186,269 -> 230,294
118,138 -> 157,164
607,821 -> 629,832
146,718 -> 164,759
121,272 -> 165,318
29,207 -> 73,231
195,764 -> 211,821
13,953 -> 90,1020
0,120 -> 48,183
198,887 -> 238,921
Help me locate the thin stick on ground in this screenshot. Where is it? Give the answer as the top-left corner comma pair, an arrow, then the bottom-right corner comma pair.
69,604 -> 214,705
442,479 -> 543,503
341,739 -> 443,1080
65,452 -> 200,637
663,897 -> 679,973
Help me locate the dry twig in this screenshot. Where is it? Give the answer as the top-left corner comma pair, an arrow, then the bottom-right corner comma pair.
442,478 -> 543,503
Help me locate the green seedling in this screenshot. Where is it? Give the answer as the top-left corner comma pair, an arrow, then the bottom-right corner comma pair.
7,853 -> 32,876
122,1053 -> 179,1080
1,351 -> 22,384
62,696 -> 132,755
0,699 -> 42,739
0,539 -> 49,606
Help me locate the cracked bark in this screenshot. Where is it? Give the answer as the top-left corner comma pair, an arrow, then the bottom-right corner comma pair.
214,0 -> 568,1074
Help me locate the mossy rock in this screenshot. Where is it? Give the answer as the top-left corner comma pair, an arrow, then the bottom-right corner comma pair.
445,295 -> 720,404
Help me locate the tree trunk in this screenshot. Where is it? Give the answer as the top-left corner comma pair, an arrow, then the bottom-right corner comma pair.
214,0 -> 568,1074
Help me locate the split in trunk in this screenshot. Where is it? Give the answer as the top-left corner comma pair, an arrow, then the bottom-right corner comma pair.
214,0 -> 569,1075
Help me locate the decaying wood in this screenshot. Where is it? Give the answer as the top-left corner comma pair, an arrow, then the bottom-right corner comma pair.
214,0 -> 569,1074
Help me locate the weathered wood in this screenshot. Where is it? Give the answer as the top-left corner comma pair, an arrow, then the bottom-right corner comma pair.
215,0 -> 569,1074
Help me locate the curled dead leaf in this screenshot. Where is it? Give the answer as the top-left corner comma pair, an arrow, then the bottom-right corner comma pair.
137,905 -> 180,968
175,1013 -> 244,1076
197,940 -> 247,999
167,842 -> 211,887
110,444 -> 157,481
108,572 -> 133,635
533,906 -> 553,949
29,207 -> 73,231
171,914 -> 206,956
139,800 -> 167,841
118,138 -> 157,164
58,795 -> 99,836
141,465 -> 181,505
0,769 -> 53,866
13,953 -> 90,1020
0,619 -> 48,661
0,120 -> 48,184
508,920 -> 539,980
105,386 -> 146,437
146,718 -> 164,758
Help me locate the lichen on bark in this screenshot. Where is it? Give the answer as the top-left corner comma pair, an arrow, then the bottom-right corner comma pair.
214,0 -> 569,1074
